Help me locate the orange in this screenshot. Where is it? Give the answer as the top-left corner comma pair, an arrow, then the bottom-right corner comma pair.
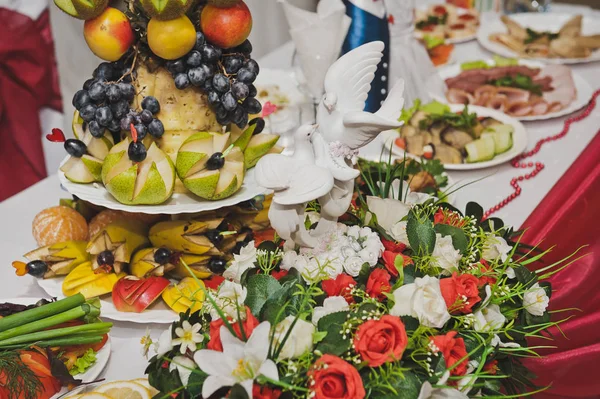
32,206 -> 88,246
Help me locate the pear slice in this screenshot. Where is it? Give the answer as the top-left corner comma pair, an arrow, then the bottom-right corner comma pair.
61,155 -> 103,183
178,133 -> 245,200
244,133 -> 280,168
102,139 -> 175,205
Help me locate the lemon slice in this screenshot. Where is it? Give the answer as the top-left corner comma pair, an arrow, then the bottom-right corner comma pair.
77,394 -> 112,399
132,378 -> 160,396
94,381 -> 151,399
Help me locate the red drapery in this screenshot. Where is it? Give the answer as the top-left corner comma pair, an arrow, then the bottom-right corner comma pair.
521,130 -> 600,399
0,8 -> 62,201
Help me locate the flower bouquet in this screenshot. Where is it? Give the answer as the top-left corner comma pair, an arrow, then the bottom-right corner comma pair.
144,159 -> 571,399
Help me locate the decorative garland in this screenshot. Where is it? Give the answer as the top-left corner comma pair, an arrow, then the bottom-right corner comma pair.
484,89 -> 600,219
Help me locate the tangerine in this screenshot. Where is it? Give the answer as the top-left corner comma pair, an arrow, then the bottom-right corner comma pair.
32,206 -> 88,246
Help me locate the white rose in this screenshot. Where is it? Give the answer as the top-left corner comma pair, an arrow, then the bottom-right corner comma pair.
156,326 -> 173,356
343,256 -> 365,277
280,251 -> 299,271
366,196 -> 411,233
273,316 -> 315,359
390,276 -> 451,329
405,191 -> 435,205
169,355 -> 196,386
432,234 -> 461,274
505,266 -> 516,279
301,258 -> 327,283
390,221 -> 410,247
209,280 -> 247,320
346,225 -> 361,239
473,304 -> 506,332
523,283 -> 549,316
358,248 -> 379,266
482,234 -> 512,262
312,296 -> 350,325
222,241 -> 257,283
418,382 -> 468,399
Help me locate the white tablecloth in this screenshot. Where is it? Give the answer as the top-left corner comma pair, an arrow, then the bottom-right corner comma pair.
1,8 -> 600,384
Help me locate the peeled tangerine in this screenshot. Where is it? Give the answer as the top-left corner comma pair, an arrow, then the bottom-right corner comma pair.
176,132 -> 244,200
62,262 -> 124,298
33,206 -> 88,246
102,139 -> 175,205
162,277 -> 205,313
61,111 -> 114,184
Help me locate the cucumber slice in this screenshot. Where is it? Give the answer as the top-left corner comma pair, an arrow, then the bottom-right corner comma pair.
485,124 -> 514,155
465,136 -> 496,163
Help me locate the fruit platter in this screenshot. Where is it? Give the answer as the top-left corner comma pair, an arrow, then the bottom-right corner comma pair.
52,0 -> 281,212
0,295 -> 111,399
415,3 -> 480,44
382,100 -> 527,170
435,57 -> 593,121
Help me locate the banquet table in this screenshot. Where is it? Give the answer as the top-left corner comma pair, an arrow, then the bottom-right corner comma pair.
1,6 -> 600,390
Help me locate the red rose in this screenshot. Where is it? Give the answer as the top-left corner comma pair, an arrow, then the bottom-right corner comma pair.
382,251 -> 413,277
204,275 -> 225,290
381,238 -> 407,253
353,315 -> 408,367
365,269 -> 392,300
207,307 -> 259,351
308,354 -> 366,399
476,259 -> 497,287
483,359 -> 498,375
252,384 -> 282,399
433,208 -> 465,228
430,331 -> 469,377
439,273 -> 481,314
271,270 -> 289,280
322,274 -> 356,303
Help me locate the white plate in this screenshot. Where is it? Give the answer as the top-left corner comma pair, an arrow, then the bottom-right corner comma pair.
432,59 -> 594,121
415,5 -> 479,44
58,165 -> 266,215
382,104 -> 528,171
36,278 -> 178,324
0,297 -> 111,398
477,13 -> 600,64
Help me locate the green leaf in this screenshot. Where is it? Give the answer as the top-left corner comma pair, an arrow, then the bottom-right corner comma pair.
245,274 -> 282,317
406,211 -> 436,255
260,281 -> 301,325
539,281 -> 552,299
372,370 -> 422,399
403,264 -> 416,285
229,383 -> 250,399
186,370 -> 208,398
313,331 -> 328,344
514,265 -> 538,288
357,262 -> 372,286
394,256 -> 405,287
524,310 -> 551,326
434,224 -> 468,254
465,202 -> 484,222
316,312 -> 351,356
400,316 -> 419,332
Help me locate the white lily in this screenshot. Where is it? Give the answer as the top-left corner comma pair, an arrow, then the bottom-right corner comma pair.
223,241 -> 257,283
194,321 -> 279,398
156,326 -> 174,357
169,355 -> 196,386
172,321 -> 204,354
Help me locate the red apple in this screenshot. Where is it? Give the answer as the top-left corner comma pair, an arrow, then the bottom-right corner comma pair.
200,1 -> 252,49
84,7 -> 134,61
112,276 -> 170,313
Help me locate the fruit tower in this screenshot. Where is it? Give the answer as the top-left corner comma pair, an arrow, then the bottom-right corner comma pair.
54,0 -> 280,204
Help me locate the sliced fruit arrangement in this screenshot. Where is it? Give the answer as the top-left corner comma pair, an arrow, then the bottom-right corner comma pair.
162,277 -> 205,314
0,295 -> 111,399
101,137 -> 176,205
176,132 -> 244,200
54,0 -> 108,20
395,100 -> 515,164
81,379 -> 152,399
87,220 -> 150,273
112,276 -> 170,313
63,262 -> 125,298
17,241 -> 90,278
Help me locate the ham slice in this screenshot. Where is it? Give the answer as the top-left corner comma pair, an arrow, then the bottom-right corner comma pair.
540,65 -> 577,108
474,85 -> 497,106
447,88 -> 475,105
548,102 -> 564,113
486,94 -> 508,112
496,87 -> 531,103
506,101 -> 533,117
533,76 -> 554,92
530,100 -> 550,115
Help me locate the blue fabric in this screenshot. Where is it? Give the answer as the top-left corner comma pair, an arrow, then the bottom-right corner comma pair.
342,1 -> 390,112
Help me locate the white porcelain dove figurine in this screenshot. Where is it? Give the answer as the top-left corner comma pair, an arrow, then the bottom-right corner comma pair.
255,124 -> 333,248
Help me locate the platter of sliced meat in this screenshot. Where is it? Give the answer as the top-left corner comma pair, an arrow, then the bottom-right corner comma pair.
433,59 -> 593,121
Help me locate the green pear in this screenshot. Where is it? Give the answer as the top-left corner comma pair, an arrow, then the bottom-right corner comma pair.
232,123 -> 257,152
140,0 -> 193,20
102,139 -> 176,205
176,132 -> 245,200
244,133 -> 280,168
61,155 -> 103,183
